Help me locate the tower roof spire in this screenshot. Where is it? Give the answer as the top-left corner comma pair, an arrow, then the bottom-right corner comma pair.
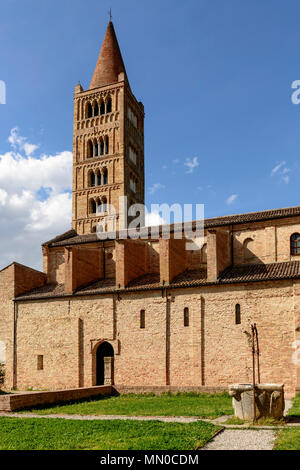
89,21 -> 128,90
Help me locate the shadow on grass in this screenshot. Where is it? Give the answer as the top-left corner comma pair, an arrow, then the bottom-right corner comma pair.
19,393 -> 117,413
20,391 -> 231,415
286,415 -> 300,424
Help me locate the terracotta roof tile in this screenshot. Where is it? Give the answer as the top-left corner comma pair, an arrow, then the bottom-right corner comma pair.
219,261 -> 300,283
89,21 -> 128,90
45,205 -> 300,248
15,262 -> 300,300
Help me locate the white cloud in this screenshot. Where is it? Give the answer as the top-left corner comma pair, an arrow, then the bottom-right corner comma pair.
8,127 -> 39,157
184,157 -> 199,174
149,183 -> 165,194
271,161 -> 286,176
145,211 -> 166,227
226,194 -> 238,205
271,161 -> 290,184
0,128 -> 72,271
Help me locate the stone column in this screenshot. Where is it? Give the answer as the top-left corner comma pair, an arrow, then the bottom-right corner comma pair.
104,357 -> 114,385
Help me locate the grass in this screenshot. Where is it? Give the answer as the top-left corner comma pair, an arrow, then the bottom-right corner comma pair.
0,417 -> 219,450
287,393 -> 300,416
23,392 -> 233,419
274,429 -> 300,450
225,416 -> 286,427
273,393 -> 300,449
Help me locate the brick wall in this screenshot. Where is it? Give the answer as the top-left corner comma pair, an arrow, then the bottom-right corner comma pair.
115,239 -> 147,287
207,229 -> 231,281
65,246 -> 103,294
10,279 -> 298,397
159,238 -> 188,284
0,385 -> 112,412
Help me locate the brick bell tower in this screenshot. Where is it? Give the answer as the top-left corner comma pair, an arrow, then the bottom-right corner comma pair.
72,21 -> 145,235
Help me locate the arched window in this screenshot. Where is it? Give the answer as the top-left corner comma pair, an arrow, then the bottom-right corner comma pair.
87,102 -> 93,118
96,172 -> 101,186
87,140 -> 93,158
102,197 -> 107,212
96,198 -> 102,213
94,141 -> 98,157
291,233 -> 300,255
184,308 -> 189,327
235,304 -> 241,325
94,102 -> 99,116
140,310 -> 145,329
90,172 -> 95,187
100,139 -> 104,156
106,98 -> 112,113
103,169 -> 108,185
100,101 -> 105,115
89,199 -> 96,214
105,136 -> 109,155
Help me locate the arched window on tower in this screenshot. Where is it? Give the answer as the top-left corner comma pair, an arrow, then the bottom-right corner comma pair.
87,140 -> 93,158
106,98 -> 112,113
105,136 -> 109,155
103,169 -> 108,185
95,198 -> 101,213
291,233 -> 300,255
100,139 -> 104,156
94,140 -> 98,157
102,197 -> 107,213
96,171 -> 101,186
89,199 -> 96,214
100,101 -> 105,115
94,102 -> 99,116
90,172 -> 95,187
87,102 -> 93,118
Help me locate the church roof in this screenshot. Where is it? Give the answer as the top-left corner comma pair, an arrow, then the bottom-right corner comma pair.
43,204 -> 300,248
14,261 -> 300,300
89,21 -> 128,90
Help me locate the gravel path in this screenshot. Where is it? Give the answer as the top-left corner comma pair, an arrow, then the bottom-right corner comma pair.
203,429 -> 276,451
0,412 -> 199,423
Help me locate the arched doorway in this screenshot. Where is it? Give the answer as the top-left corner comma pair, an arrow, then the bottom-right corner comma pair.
96,342 -> 114,386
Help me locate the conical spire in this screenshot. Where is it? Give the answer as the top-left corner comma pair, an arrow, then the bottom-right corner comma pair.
89,21 -> 128,90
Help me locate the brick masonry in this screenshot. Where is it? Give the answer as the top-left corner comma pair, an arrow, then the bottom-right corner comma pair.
0,385 -> 112,412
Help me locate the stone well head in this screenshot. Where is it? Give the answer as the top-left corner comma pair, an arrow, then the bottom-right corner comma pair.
229,383 -> 285,420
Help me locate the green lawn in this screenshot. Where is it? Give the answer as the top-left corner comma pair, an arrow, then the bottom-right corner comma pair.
274,394 -> 300,449
287,393 -> 300,416
274,429 -> 300,450
25,392 -> 233,419
0,417 -> 218,450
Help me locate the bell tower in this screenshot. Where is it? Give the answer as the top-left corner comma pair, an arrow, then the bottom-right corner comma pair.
72,21 -> 145,235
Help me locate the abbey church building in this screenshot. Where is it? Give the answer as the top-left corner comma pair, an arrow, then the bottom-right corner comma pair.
1,22 -> 300,397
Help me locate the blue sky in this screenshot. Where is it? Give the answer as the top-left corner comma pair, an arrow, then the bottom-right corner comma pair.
0,0 -> 300,268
